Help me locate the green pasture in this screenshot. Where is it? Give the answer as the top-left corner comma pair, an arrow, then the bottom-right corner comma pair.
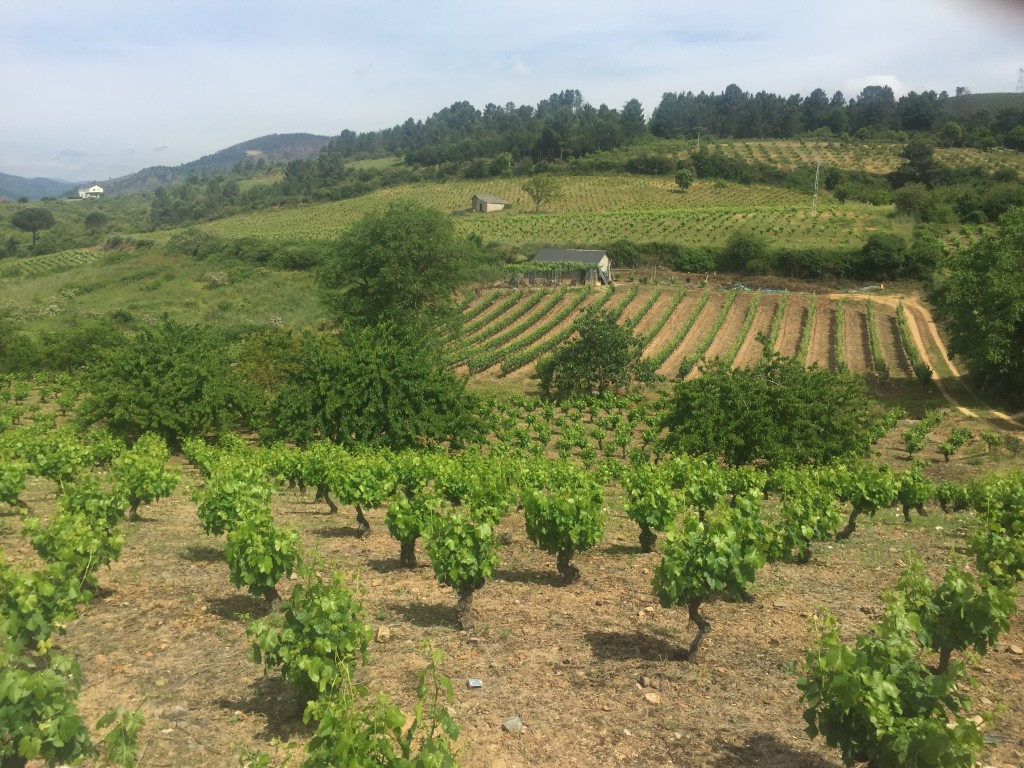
0,245 -> 320,332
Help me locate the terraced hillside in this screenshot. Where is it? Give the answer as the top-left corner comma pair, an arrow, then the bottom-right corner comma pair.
455,282 -> 944,390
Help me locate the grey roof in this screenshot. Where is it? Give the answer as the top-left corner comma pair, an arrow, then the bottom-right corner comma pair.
472,194 -> 508,205
532,248 -> 608,266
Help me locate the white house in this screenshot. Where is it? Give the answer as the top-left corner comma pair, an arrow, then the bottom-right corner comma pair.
78,184 -> 104,199
471,194 -> 509,213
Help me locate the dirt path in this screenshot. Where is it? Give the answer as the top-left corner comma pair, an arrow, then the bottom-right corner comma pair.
833,293 -> 1022,430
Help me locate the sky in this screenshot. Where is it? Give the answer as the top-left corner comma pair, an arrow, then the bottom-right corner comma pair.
2,0 -> 1022,182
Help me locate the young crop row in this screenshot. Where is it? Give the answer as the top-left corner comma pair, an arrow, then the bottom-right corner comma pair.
622,288 -> 661,331
460,289 -> 564,368
647,289 -> 711,370
498,289 -> 608,375
796,295 -> 816,365
895,301 -> 933,386
833,299 -> 846,372
641,288 -> 688,345
764,293 -> 788,353
607,284 -> 640,321
460,289 -> 527,339
720,293 -> 762,368
864,299 -> 889,380
678,291 -> 738,376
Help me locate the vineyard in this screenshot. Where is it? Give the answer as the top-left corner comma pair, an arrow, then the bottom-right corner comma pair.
2,378 -> 1024,768
454,282 -> 943,390
197,174 -> 903,250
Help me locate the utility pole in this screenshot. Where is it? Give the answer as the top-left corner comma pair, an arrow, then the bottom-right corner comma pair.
1017,66 -> 1024,94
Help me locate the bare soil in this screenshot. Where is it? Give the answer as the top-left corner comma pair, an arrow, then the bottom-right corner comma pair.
773,295 -> 808,359
806,299 -> 833,370
631,290 -> 679,343
732,295 -> 776,370
649,292 -> 711,377
843,302 -> 872,374
702,294 -> 752,364
11,438 -> 1024,768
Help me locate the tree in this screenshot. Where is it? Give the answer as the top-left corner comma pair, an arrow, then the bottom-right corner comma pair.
718,229 -> 769,273
860,232 -> 907,280
83,211 -> 108,231
674,166 -> 695,192
522,176 -> 561,213
929,206 -> 1024,403
661,355 -> 877,467
76,320 -> 260,447
262,325 -> 482,451
316,199 -> 478,329
535,309 -> 655,397
10,208 -> 55,246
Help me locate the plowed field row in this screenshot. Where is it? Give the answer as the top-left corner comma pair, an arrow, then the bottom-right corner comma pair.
456,284 -> 930,385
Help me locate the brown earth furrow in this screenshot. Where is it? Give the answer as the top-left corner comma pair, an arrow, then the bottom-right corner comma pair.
806,298 -> 833,369
616,285 -> 658,327
878,306 -> 912,378
733,295 -> 777,369
631,289 -> 678,341
774,294 -> 808,358
843,301 -> 872,373
653,292 -> 717,378
675,293 -> 732,380
704,293 -> 754,364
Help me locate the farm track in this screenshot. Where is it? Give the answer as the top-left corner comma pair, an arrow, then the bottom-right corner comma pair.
733,297 -> 776,369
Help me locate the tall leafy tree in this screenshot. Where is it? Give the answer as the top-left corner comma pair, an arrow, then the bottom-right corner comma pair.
316,199 -> 478,330
661,355 -> 877,467
930,206 -> 1024,403
536,309 -> 654,397
10,208 -> 55,246
76,321 -> 260,446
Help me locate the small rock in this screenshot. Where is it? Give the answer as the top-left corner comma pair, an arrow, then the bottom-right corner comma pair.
644,691 -> 662,705
639,675 -> 653,688
371,578 -> 383,588
623,728 -> 632,736
969,714 -> 984,727
289,572 -> 299,581
772,601 -> 790,609
498,531 -> 513,545
376,626 -> 392,643
502,715 -> 524,734
164,705 -> 188,721
1008,644 -> 1023,655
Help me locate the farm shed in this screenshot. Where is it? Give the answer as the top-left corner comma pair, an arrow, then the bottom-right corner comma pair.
471,194 -> 509,213
525,248 -> 613,286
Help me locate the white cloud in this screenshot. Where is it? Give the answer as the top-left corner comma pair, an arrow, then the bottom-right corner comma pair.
2,0 -> 1021,179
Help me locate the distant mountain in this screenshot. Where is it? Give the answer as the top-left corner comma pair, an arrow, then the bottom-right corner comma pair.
101,132 -> 331,195
0,172 -> 79,201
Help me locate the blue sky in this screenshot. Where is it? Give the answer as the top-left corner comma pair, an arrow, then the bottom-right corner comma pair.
2,0 -> 1022,181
